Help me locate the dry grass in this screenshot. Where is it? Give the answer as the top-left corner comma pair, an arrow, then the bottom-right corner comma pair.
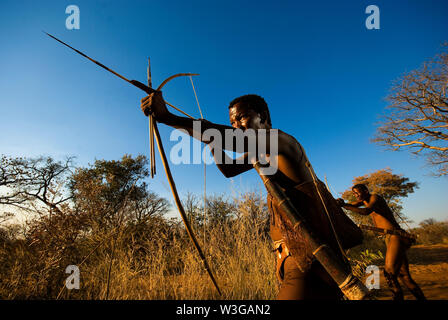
0,192 -> 278,300
3,190 -> 443,300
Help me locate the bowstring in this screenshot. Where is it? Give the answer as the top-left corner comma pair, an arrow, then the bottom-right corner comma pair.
306,163 -> 351,263
189,76 -> 207,248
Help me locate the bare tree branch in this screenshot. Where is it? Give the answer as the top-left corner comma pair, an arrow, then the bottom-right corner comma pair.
373,43 -> 448,176
0,155 -> 75,214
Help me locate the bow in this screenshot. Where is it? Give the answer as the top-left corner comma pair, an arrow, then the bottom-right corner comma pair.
148,63 -> 221,296
45,32 -> 222,296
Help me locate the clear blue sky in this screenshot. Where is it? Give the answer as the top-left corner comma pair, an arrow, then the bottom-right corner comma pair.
1,0 -> 447,226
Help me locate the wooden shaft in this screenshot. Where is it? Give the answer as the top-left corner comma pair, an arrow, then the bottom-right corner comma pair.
45,32 -> 156,94
149,116 -> 155,178
147,58 -> 156,178
253,161 -> 369,300
358,224 -> 416,239
165,101 -> 196,119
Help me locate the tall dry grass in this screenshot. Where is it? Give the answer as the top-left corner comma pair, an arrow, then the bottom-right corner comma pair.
0,192 -> 278,300
3,189 -> 442,300
89,192 -> 277,300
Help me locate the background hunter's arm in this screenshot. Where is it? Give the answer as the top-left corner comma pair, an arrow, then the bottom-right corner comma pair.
343,195 -> 379,216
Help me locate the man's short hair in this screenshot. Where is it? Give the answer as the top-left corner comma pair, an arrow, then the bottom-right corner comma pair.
352,184 -> 369,193
228,94 -> 272,126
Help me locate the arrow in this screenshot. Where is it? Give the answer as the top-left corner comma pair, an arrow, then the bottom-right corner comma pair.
44,31 -> 156,95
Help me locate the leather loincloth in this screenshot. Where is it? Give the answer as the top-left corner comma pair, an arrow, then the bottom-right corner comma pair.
385,233 -> 414,250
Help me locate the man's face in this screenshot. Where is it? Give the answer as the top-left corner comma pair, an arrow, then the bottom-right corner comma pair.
353,187 -> 368,201
229,102 -> 264,131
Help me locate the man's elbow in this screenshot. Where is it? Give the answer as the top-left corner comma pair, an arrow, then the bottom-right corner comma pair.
216,164 -> 236,178
221,169 -> 233,178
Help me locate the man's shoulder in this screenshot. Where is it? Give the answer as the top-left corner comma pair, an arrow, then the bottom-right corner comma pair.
370,193 -> 387,204
371,193 -> 384,199
275,129 -> 301,146
276,131 -> 304,156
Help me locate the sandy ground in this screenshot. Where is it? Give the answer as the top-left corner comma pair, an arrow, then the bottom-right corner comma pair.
367,244 -> 448,300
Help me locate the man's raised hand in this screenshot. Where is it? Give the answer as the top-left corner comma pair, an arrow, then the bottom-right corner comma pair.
140,90 -> 170,120
336,198 -> 346,207
140,95 -> 151,116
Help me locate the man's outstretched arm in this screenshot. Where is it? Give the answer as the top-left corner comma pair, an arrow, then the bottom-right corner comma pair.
210,147 -> 252,178
141,91 -> 278,154
340,195 -> 378,216
141,92 -> 231,142
141,92 -> 280,178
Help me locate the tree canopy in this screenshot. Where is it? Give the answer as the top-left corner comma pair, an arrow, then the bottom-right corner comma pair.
374,44 -> 448,176
341,168 -> 418,224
